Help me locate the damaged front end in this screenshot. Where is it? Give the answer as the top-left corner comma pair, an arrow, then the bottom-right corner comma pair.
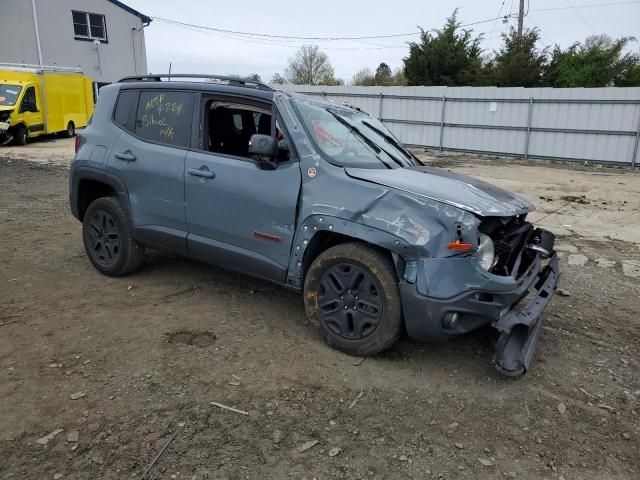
481,216 -> 560,376
0,110 -> 13,146
399,214 -> 559,377
276,91 -> 559,376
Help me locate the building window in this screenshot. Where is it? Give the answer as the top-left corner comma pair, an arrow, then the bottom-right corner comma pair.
72,11 -> 107,41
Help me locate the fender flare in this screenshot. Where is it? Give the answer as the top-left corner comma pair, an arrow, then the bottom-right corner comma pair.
69,165 -> 132,225
286,214 -> 419,288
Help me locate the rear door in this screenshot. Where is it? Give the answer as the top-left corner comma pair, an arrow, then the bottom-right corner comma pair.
107,88 -> 194,252
184,95 -> 301,283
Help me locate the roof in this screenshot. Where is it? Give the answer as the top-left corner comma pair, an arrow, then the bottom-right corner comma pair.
106,0 -> 152,24
119,81 -> 277,102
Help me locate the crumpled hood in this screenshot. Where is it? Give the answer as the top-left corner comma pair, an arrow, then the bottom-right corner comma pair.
345,166 -> 534,217
0,106 -> 15,113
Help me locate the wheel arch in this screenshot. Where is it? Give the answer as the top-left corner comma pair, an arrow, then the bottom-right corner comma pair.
287,215 -> 418,288
70,167 -> 131,223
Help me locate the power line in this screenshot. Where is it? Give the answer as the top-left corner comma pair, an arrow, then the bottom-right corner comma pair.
564,0 -> 597,33
488,0 -> 507,41
529,0 -> 640,13
152,15 -> 511,43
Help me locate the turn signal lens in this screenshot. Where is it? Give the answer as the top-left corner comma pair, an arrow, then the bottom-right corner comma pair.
447,240 -> 473,251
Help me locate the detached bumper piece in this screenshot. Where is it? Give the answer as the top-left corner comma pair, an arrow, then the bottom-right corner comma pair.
493,253 -> 560,377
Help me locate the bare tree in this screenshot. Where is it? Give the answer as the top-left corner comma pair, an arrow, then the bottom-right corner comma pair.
285,45 -> 336,85
351,68 -> 376,86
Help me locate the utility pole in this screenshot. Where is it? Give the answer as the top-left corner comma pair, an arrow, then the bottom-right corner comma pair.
517,0 -> 525,37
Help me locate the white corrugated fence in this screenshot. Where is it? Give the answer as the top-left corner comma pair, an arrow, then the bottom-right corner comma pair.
277,85 -> 640,167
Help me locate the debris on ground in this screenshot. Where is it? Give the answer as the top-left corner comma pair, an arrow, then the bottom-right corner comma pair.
348,391 -> 364,410
328,447 -> 342,457
210,401 -> 248,415
35,429 -> 63,446
297,440 -> 320,453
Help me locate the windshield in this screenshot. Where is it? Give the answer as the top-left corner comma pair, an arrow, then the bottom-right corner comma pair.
0,84 -> 22,106
292,97 -> 418,169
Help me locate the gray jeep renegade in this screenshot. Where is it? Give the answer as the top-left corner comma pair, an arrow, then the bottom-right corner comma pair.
70,74 -> 559,376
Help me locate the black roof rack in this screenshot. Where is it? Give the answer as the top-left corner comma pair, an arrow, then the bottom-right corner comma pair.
117,74 -> 274,91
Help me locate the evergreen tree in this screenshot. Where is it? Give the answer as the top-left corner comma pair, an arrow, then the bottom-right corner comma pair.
403,10 -> 484,86
491,28 -> 547,87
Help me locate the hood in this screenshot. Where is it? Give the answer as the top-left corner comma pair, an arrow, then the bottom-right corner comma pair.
345,166 -> 534,217
0,106 -> 15,112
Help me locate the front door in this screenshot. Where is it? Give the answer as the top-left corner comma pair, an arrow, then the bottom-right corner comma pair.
106,89 -> 195,252
185,97 -> 301,283
19,85 -> 44,135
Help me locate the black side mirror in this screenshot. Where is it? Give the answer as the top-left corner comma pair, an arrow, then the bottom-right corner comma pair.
249,134 -> 276,156
248,134 -> 278,169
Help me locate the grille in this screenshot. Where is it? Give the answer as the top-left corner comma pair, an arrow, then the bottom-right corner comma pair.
480,216 -> 536,278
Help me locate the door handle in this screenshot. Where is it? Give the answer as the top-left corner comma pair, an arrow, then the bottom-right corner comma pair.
188,167 -> 215,179
114,151 -> 136,162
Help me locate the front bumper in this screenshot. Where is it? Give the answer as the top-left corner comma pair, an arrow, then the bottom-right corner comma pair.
399,251 -> 560,376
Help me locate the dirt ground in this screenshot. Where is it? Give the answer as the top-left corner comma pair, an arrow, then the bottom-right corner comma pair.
1,138 -> 639,480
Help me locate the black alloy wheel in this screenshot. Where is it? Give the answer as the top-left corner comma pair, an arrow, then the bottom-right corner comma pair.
304,242 -> 403,356
317,263 -> 383,340
85,208 -> 121,268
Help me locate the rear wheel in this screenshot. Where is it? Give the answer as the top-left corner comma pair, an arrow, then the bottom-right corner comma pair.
13,125 -> 27,146
82,197 -> 144,276
304,242 -> 403,356
63,121 -> 75,138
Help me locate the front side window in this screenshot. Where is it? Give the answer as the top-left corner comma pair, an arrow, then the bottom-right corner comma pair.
203,100 -> 292,162
20,87 -> 37,112
72,11 -> 107,41
0,84 -> 22,106
134,91 -> 194,148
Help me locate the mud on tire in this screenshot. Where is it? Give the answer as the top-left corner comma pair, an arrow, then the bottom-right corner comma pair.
304,242 -> 403,356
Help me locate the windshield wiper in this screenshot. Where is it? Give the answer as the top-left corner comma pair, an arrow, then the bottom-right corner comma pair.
326,110 -> 402,169
362,120 -> 418,165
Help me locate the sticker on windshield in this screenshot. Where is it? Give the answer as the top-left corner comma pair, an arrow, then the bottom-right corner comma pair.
6,90 -> 17,95
307,167 -> 317,178
0,97 -> 5,102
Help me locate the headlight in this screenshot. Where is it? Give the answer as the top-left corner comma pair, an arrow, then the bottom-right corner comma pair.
477,233 -> 495,271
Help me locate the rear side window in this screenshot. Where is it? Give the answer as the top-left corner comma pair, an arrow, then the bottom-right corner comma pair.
113,90 -> 138,132
134,91 -> 193,148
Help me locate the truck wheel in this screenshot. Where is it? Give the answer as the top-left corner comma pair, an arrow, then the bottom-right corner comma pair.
82,197 -> 144,277
304,242 -> 403,356
63,121 -> 75,138
13,125 -> 27,146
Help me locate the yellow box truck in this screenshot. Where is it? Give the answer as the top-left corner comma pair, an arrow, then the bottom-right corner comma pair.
0,64 -> 94,146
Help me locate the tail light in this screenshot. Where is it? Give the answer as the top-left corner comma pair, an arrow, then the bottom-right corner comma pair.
75,134 -> 84,153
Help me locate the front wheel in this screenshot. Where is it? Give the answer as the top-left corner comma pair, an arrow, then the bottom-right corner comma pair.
82,197 -> 144,276
304,242 -> 403,356
13,125 -> 27,146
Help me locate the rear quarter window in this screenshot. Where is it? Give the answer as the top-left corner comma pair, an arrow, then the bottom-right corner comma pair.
113,90 -> 138,131
134,91 -> 194,148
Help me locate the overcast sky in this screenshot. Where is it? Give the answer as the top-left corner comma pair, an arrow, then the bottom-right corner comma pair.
124,0 -> 640,82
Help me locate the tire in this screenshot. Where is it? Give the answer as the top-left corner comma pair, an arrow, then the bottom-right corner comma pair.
82,197 -> 144,276
63,121 -> 75,138
13,125 -> 27,146
304,242 -> 403,356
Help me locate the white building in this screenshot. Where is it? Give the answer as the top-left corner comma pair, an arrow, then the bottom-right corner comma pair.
0,0 -> 151,85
